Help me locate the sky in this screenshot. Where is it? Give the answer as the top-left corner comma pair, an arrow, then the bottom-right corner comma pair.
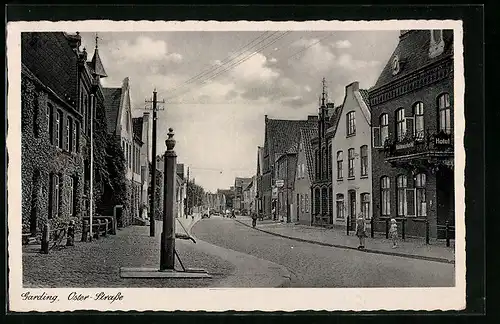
79,30 -> 400,192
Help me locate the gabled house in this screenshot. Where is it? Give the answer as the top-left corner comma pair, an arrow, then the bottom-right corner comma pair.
261,115 -> 318,220
132,113 -> 151,220
103,77 -> 142,223
331,81 -> 372,230
292,126 -> 318,225
233,177 -> 253,212
275,142 -> 298,223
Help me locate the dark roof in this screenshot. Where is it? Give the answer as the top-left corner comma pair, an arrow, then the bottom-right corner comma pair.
373,30 -> 454,89
359,89 -> 370,110
300,127 -> 318,180
177,164 -> 185,179
21,32 -> 79,107
90,48 -> 108,78
102,87 -> 122,134
132,117 -> 143,140
235,177 -> 252,188
265,118 -> 318,165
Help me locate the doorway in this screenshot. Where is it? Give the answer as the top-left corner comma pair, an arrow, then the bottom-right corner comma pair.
436,167 -> 454,239
296,193 -> 300,223
348,190 -> 356,230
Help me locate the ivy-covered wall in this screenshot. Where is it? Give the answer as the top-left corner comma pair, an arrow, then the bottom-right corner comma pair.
21,72 -> 85,234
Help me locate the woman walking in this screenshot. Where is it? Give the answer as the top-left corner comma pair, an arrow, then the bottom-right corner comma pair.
355,213 -> 367,250
389,218 -> 398,248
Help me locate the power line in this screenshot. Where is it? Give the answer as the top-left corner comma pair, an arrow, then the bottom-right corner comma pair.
167,31 -> 291,102
170,31 -> 273,91
285,32 -> 335,62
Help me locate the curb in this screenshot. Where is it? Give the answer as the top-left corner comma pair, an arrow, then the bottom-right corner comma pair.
184,218 -> 292,288
234,219 -> 455,265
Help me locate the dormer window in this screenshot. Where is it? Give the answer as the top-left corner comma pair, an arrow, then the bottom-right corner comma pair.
429,29 -> 445,58
392,55 -> 401,75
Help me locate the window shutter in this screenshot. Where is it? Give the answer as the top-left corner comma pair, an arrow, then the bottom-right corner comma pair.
406,117 -> 415,138
406,188 -> 416,217
372,127 -> 382,148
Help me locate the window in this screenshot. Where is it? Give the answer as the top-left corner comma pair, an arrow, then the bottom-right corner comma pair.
55,111 -> 62,148
314,149 -> 319,180
346,111 -> 356,136
397,175 -> 408,216
66,117 -> 71,151
305,194 -> 309,213
83,94 -> 88,134
361,193 -> 371,219
336,194 -> 345,219
322,147 -> 327,178
314,188 -> 320,214
72,121 -> 77,153
380,114 -> 389,145
360,145 -> 368,177
329,188 -> 333,217
328,144 -> 332,179
300,194 -> 304,212
68,177 -> 76,216
47,104 -> 53,143
321,188 -> 328,214
415,173 -> 427,217
438,93 -> 452,134
49,174 -> 61,219
396,108 -> 406,141
75,122 -> 80,153
128,143 -> 132,169
337,151 -> 343,180
301,164 -> 305,179
381,177 -> 391,216
348,148 -> 355,178
413,102 -> 425,140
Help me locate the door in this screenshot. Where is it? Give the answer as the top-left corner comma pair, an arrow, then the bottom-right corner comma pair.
29,170 -> 41,236
348,190 -> 356,230
296,194 -> 300,222
436,168 -> 454,239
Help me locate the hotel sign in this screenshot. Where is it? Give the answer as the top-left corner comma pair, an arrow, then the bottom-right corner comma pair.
395,141 -> 414,150
435,137 -> 452,146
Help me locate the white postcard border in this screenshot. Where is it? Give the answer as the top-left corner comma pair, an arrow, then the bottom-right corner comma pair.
7,19 -> 466,312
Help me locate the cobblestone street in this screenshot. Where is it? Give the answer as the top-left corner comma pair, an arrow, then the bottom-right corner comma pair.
22,219 -> 235,288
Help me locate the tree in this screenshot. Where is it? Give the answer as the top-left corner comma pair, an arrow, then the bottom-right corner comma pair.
186,179 -> 205,210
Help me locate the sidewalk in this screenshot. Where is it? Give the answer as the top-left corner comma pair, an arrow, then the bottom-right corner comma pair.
23,214 -> 291,288
235,216 -> 455,264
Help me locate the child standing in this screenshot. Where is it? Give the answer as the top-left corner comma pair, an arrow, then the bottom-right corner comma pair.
355,213 -> 366,249
389,218 -> 398,248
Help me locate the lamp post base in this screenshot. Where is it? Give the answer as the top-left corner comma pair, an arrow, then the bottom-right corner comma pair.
120,267 -> 211,279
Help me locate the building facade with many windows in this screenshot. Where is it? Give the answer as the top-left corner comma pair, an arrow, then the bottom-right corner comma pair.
331,81 -> 372,230
370,30 -> 454,239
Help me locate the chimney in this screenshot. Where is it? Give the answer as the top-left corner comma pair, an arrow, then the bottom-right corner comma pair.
347,81 -> 359,92
123,77 -> 130,88
265,115 -> 268,123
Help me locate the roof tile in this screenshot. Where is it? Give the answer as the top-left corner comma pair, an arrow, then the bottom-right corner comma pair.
102,87 -> 122,134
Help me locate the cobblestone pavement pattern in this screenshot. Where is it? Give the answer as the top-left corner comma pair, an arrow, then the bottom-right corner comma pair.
23,220 -> 234,288
191,217 -> 455,288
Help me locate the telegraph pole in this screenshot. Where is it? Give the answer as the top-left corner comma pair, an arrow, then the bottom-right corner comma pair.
186,166 -> 190,217
144,89 -> 165,237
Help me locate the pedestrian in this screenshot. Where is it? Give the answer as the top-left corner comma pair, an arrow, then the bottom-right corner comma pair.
355,213 -> 366,249
389,218 -> 398,248
251,212 -> 257,228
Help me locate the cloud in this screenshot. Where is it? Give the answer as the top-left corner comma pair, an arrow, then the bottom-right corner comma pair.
337,54 -> 380,70
269,57 -> 277,63
333,40 -> 352,49
108,36 -> 182,63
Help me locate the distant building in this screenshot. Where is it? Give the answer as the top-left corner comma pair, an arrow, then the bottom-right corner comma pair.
256,146 -> 264,216
331,81 -> 372,231
242,176 -> 257,214
370,30 -> 454,239
292,127 -> 317,225
233,177 -> 253,212
155,157 -> 187,219
261,115 -> 318,220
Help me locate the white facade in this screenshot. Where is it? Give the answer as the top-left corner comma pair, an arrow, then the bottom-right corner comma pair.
331,81 -> 372,227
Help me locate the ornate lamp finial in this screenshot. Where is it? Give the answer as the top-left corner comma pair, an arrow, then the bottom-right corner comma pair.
165,128 -> 176,151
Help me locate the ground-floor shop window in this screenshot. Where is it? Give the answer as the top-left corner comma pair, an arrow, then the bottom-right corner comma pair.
381,176 -> 391,216
397,175 -> 408,216
361,193 -> 371,219
336,194 -> 344,219
416,173 -> 427,217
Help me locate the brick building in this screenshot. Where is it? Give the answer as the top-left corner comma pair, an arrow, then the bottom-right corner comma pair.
255,146 -> 264,216
21,32 -> 87,235
292,127 -> 317,225
275,143 -> 298,223
370,30 -> 454,239
311,80 -> 340,226
261,115 -> 318,220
